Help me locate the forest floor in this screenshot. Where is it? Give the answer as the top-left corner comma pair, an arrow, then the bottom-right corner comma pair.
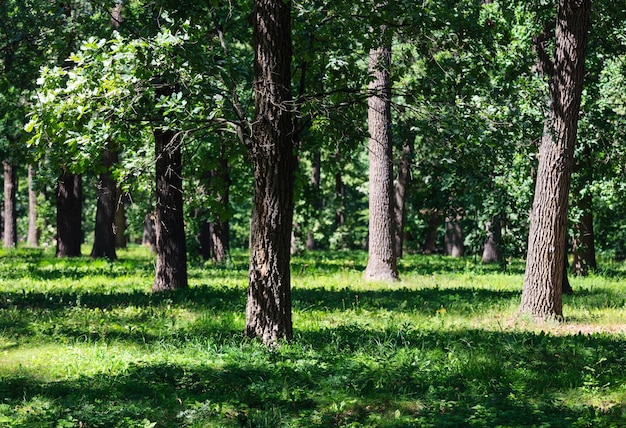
1,246 -> 626,427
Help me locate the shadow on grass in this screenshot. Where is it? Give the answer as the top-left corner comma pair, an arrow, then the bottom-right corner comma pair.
1,327 -> 625,427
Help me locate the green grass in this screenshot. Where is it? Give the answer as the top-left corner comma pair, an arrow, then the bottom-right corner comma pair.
1,246 -> 626,427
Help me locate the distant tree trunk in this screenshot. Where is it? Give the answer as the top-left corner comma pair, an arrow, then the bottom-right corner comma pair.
27,165 -> 39,247
482,218 -> 502,263
245,0 -> 295,345
445,216 -> 464,258
142,212 -> 156,253
571,198 -> 596,275
152,121 -> 188,292
423,208 -> 441,254
114,188 -> 128,248
3,161 -> 17,248
334,168 -> 346,227
394,138 -> 413,258
209,150 -> 231,263
56,171 -> 82,257
91,148 -> 118,260
364,30 -> 399,281
571,144 -> 596,276
520,0 -> 590,320
307,150 -> 321,251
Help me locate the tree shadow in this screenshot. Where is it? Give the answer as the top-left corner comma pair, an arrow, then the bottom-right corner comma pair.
2,327 -> 625,426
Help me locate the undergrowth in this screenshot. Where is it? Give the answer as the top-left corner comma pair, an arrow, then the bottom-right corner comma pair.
1,246 -> 625,427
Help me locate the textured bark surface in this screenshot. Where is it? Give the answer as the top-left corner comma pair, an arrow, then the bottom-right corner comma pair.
364,38 -> 398,281
445,216 -> 464,258
27,165 -> 39,247
3,161 -> 17,248
152,127 -> 188,292
56,172 -> 82,257
91,149 -> 118,260
394,139 -> 413,259
520,0 -> 590,320
245,0 -> 295,345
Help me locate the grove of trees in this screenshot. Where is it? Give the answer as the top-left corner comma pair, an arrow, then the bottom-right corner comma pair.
2,0 -> 626,344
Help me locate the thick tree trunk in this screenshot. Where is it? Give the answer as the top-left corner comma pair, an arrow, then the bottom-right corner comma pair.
27,165 -> 39,247
520,0 -> 590,320
91,149 -> 118,260
394,138 -> 413,259
364,34 -> 399,281
3,161 -> 17,248
245,0 -> 295,345
445,216 -> 464,258
152,124 -> 188,292
56,172 -> 82,257
482,218 -> 502,263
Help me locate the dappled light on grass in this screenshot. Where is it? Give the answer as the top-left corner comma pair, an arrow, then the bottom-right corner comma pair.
1,247 -> 626,426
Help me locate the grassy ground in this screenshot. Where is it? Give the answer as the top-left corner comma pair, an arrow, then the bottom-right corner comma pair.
1,246 -> 626,427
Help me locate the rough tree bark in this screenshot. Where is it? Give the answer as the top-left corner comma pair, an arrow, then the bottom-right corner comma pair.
152,118 -> 188,292
245,0 -> 296,345
3,161 -> 17,248
27,165 -> 39,247
91,148 -> 118,259
520,0 -> 591,320
56,171 -> 82,257
364,30 -> 399,281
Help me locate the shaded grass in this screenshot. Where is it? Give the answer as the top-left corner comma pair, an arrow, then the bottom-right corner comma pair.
0,246 -> 625,426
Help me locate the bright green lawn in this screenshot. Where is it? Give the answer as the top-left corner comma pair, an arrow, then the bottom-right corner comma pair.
1,246 -> 626,427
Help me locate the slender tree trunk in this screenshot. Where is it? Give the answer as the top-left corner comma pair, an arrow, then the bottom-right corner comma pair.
520,0 -> 591,320
142,212 -> 156,253
3,161 -> 17,248
445,216 -> 464,258
56,171 -> 82,257
245,0 -> 295,345
27,165 -> 39,247
423,208 -> 441,254
307,150 -> 321,251
152,123 -> 188,292
482,218 -> 502,263
394,138 -> 413,259
114,188 -> 128,248
209,150 -> 231,263
91,148 -> 118,259
364,31 -> 399,281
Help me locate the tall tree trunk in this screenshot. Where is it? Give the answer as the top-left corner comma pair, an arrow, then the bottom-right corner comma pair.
445,216 -> 464,258
245,0 -> 295,345
482,218 -> 502,263
27,165 -> 39,247
3,161 -> 17,248
364,31 -> 399,281
56,171 -> 82,257
152,123 -> 188,292
91,148 -> 118,259
520,0 -> 590,320
394,138 -> 413,259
